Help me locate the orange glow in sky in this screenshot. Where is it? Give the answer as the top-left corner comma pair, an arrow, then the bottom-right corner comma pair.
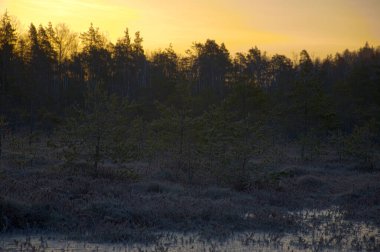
1,0 -> 379,57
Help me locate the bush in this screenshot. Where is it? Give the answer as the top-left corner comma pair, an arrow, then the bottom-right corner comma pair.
345,122 -> 378,171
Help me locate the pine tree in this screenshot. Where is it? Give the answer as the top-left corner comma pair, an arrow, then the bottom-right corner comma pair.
58,86 -> 129,168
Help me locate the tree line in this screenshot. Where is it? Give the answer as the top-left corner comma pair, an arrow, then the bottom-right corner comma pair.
1,11 -> 379,185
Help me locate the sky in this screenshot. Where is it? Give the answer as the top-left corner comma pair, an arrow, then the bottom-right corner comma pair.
1,0 -> 379,58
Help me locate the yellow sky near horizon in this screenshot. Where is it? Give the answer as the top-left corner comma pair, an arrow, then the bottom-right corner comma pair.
1,0 -> 379,58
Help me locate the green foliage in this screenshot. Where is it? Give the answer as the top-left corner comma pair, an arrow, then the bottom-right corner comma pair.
0,11 -> 17,49
79,23 -> 106,51
298,130 -> 322,162
57,86 -> 130,168
345,121 -> 378,170
148,101 -> 200,182
127,116 -> 147,160
328,121 -> 379,169
190,39 -> 231,95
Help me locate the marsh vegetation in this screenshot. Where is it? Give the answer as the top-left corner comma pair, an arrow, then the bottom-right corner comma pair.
0,11 -> 380,251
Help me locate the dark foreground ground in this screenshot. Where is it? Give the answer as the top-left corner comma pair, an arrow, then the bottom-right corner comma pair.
0,141 -> 379,251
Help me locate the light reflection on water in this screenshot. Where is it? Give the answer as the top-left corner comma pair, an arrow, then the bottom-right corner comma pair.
1,207 -> 379,251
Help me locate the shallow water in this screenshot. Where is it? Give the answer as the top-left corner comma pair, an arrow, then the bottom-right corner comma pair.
1,207 -> 379,251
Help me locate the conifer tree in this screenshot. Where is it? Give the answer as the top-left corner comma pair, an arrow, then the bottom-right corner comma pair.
58,85 -> 129,168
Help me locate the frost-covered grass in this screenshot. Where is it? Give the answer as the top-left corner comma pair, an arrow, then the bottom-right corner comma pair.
0,137 -> 379,248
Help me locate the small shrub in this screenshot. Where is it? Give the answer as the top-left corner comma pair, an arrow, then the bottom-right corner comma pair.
345,122 -> 378,171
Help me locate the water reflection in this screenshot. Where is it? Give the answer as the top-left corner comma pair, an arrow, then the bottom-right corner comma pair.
1,208 -> 379,251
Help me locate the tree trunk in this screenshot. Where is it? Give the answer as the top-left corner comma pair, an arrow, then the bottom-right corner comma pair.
301,101 -> 308,161
0,130 -> 2,159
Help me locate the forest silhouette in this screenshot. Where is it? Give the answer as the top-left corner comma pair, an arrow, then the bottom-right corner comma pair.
1,12 -> 379,169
